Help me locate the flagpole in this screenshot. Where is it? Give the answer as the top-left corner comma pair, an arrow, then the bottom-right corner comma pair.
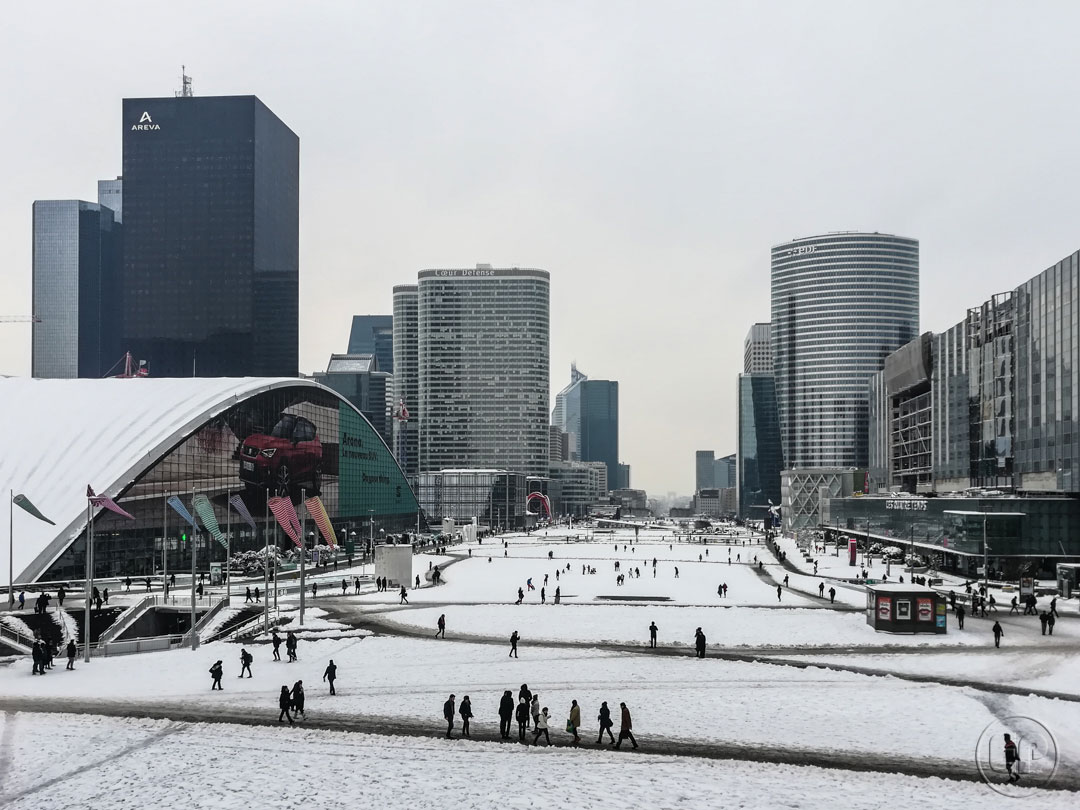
263,491 -> 270,632
8,490 -> 13,610
190,485 -> 198,651
225,488 -> 231,604
83,497 -> 92,663
272,494 -> 278,617
299,488 -> 306,627
163,489 -> 168,596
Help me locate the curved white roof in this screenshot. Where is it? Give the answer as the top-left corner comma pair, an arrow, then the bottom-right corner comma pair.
0,377 -> 328,584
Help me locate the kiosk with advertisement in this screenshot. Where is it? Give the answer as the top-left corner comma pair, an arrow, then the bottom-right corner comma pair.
865,583 -> 947,634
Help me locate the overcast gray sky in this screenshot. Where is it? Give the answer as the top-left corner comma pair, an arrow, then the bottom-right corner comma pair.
2,1 -> 1079,496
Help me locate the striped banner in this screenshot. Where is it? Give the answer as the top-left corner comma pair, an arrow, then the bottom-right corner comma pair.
167,495 -> 199,531
303,495 -> 338,548
268,496 -> 302,548
228,494 -> 259,535
193,494 -> 228,549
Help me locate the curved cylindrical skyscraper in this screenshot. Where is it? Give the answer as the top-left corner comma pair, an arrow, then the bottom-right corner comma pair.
392,284 -> 419,478
771,232 -> 919,469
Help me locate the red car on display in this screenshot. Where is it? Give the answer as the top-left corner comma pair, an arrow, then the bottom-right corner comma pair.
239,413 -> 323,496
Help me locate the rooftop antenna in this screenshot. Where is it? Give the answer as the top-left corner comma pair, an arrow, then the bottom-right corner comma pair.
176,65 -> 193,98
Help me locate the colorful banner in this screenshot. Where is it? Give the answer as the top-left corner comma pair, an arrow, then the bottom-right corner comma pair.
12,493 -> 54,525
228,494 -> 259,535
193,494 -> 228,549
268,496 -> 302,548
304,495 -> 337,548
848,538 -> 857,566
88,484 -> 136,521
166,495 -> 199,531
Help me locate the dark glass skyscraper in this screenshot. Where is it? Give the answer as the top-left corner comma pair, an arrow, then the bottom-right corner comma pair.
737,373 -> 784,517
121,95 -> 299,377
579,380 -> 619,488
347,315 -> 394,372
32,201 -> 122,378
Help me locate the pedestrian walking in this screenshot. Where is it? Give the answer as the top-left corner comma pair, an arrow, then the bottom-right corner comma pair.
31,641 -> 43,675
239,648 -> 253,678
415,574 -> 421,589
400,586 -> 409,604
674,567 -> 679,578
1040,611 -> 1049,635
694,627 -> 706,658
509,630 -> 519,658
615,702 -> 638,749
291,680 -> 305,717
312,582 -> 318,599
57,585 -> 65,607
1047,612 -> 1056,635
436,613 -> 446,639
209,660 -> 224,690
245,587 -> 253,603
597,701 -> 615,744
499,690 -> 515,739
443,694 -> 456,738
278,685 -> 294,724
531,694 -> 540,729
1050,597 -> 1059,618
460,695 -> 473,738
196,583 -> 204,599
341,579 -> 347,596
818,582 -> 825,597
65,639 -> 76,670
1004,733 -> 1020,783
1010,596 -> 1020,614
992,621 -> 1004,648
555,586 -> 561,604
956,605 -> 965,630
568,700 -> 581,746
776,585 -> 782,602
541,586 -> 546,604
515,587 -> 524,605
272,630 -> 282,661
355,576 -> 361,594
516,697 -> 529,741
254,586 -> 261,602
321,659 -> 338,694
649,621 -> 658,648
286,631 -> 298,662
532,707 -> 551,745
124,576 -> 132,592
783,574 -> 789,587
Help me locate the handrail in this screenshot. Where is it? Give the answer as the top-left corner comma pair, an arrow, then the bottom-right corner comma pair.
0,622 -> 34,652
97,595 -> 156,645
212,611 -> 270,644
181,596 -> 230,645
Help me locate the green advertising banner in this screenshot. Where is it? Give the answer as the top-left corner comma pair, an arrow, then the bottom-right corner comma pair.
338,403 -> 418,517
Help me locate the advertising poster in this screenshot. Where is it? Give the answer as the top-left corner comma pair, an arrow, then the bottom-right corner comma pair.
936,601 -> 947,628
1020,577 -> 1035,598
917,598 -> 933,621
877,597 -> 891,621
849,538 -> 858,566
896,600 -> 911,620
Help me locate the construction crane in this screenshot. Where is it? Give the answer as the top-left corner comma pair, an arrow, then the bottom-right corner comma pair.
0,316 -> 40,323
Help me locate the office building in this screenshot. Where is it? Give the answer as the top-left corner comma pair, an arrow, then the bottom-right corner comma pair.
714,453 -> 736,488
121,95 -> 299,377
616,463 -> 631,490
417,266 -> 550,477
772,232 -> 919,469
416,469 -> 527,530
744,322 -> 772,373
392,285 -> 419,478
549,460 -> 607,517
695,450 -> 715,491
549,426 -> 570,463
347,315 -> 394,373
552,363 -> 587,458
97,177 -> 123,222
313,354 -> 393,446
578,379 -> 619,487
736,373 -> 784,519
32,200 -> 122,379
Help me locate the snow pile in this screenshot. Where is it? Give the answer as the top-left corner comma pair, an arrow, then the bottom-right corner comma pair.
0,615 -> 36,640
49,608 -> 80,644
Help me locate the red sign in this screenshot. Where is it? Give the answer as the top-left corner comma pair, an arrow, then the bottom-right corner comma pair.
849,538 -> 858,566
917,598 -> 933,621
877,597 -> 891,620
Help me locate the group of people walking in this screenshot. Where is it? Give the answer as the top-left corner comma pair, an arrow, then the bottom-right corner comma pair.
445,684 -> 638,749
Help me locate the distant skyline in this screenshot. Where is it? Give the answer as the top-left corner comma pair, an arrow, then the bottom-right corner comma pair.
3,2 -> 1080,496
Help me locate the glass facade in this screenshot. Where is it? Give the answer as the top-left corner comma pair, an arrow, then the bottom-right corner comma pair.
695,450 -> 715,491
392,285 -> 419,478
416,470 -> 526,529
417,267 -> 550,477
313,355 -> 393,446
736,374 -> 784,517
32,200 -> 122,379
347,315 -> 394,373
771,233 -> 919,468
41,385 -> 418,581
578,380 -> 619,489
121,96 -> 299,377
824,495 -> 1080,574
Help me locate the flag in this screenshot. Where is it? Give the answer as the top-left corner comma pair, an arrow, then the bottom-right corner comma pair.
268,496 -> 302,548
193,494 -> 228,549
89,487 -> 135,520
304,495 -> 337,548
167,495 -> 199,532
228,494 -> 259,535
396,399 -> 409,421
12,494 -> 55,525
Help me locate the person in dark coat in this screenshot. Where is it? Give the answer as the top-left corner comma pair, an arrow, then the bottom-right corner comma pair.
323,660 -> 337,695
1039,611 -> 1049,635
57,585 -> 66,607
509,630 -> 519,658
694,627 -> 706,658
312,582 -> 318,599
291,680 -> 305,716
209,660 -> 224,690
499,690 -> 515,738
286,631 -> 298,662
649,621 -> 658,648
597,701 -> 615,744
1004,733 -> 1020,783
66,639 -> 76,670
776,585 -> 782,602
341,579 -> 347,596
956,605 -> 965,630
515,697 -> 529,741
399,586 -> 409,604
239,648 -> 253,678
443,694 -> 456,738
829,587 -> 836,604
436,614 -> 446,639
992,621 -> 1004,648
615,702 -> 638,749
271,630 -> 282,661
278,686 -> 294,724
459,695 -> 473,738
31,641 -> 43,675
254,587 -> 260,603
1047,612 -> 1056,635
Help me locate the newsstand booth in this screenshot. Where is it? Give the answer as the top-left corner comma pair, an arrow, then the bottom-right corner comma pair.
865,584 -> 947,634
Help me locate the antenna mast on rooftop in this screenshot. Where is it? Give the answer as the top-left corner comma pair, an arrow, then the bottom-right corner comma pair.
176,65 -> 193,97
